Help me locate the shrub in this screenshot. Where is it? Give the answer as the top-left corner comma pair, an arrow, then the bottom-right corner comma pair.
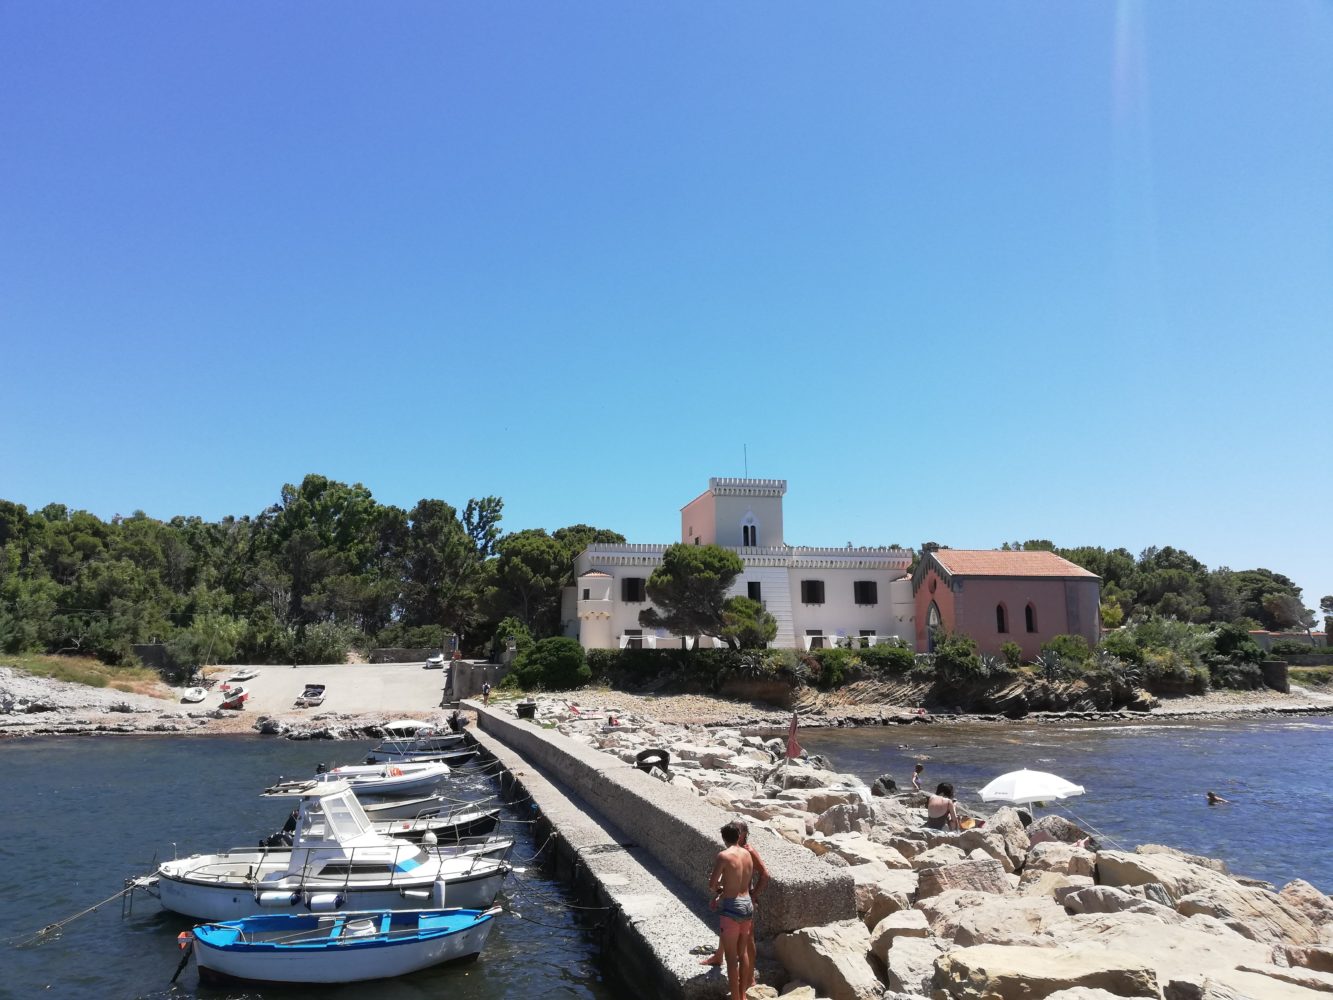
509,637 -> 590,691
810,647 -> 855,689
490,617 -> 535,661
1000,641 -> 1024,670
931,630 -> 985,681
1209,623 -> 1265,664
1207,658 -> 1263,690
1270,638 -> 1319,656
1140,648 -> 1208,693
1041,634 -> 1092,667
859,643 -> 916,675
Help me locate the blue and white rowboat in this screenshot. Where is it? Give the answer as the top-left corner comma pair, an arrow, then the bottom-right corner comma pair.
189,906 -> 501,984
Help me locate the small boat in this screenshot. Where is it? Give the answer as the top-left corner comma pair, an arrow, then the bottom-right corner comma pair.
181,688 -> 208,704
146,781 -> 509,921
359,792 -> 456,821
229,669 -> 259,682
307,761 -> 451,797
264,803 -> 500,846
294,684 -> 326,707
188,906 -> 502,985
364,745 -> 475,766
364,720 -> 467,761
219,686 -> 249,710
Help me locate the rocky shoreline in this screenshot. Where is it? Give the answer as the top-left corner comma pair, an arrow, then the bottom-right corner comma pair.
513,696 -> 1333,1000
3,666 -> 1332,740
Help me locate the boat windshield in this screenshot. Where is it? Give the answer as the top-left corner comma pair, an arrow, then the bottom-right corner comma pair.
296,790 -> 374,845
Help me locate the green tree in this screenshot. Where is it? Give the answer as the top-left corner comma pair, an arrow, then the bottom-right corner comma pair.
1321,595 -> 1333,638
638,544 -> 743,641
719,595 -> 777,649
508,636 -> 590,691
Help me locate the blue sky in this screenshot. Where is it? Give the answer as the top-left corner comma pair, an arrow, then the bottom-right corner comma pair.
2,3 -> 1331,609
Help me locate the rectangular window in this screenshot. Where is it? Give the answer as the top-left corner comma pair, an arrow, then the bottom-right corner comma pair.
747,581 -> 762,602
859,629 -> 876,637
800,580 -> 825,604
582,588 -> 590,601
806,628 -> 825,650
622,577 -> 646,602
853,580 -> 878,605
624,628 -> 643,650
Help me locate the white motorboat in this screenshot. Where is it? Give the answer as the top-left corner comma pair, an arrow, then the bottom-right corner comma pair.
311,762 -> 451,797
265,802 -> 501,846
219,685 -> 249,710
181,688 -> 208,703
228,669 -> 259,682
149,781 -> 510,922
365,720 -> 467,761
189,906 -> 501,985
364,745 -> 475,766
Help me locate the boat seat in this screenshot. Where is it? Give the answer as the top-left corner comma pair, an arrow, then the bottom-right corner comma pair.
343,918 -> 377,938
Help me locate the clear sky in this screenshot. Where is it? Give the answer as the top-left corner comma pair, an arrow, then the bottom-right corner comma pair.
2,3 -> 1331,609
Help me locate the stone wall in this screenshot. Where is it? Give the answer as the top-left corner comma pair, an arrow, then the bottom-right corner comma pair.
476,704 -> 857,937
448,661 -> 510,699
368,647 -> 438,664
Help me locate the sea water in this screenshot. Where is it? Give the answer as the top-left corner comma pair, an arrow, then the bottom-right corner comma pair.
802,714 -> 1333,892
0,736 -> 614,1000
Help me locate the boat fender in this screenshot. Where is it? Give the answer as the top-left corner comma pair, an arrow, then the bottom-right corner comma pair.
422,831 -> 438,845
400,888 -> 432,901
388,765 -> 404,777
306,892 -> 345,912
635,749 -> 670,774
176,930 -> 194,950
256,890 -> 300,907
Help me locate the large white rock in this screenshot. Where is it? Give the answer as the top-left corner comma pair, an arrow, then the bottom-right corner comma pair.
1061,910 -> 1273,987
887,935 -> 945,995
870,909 -> 931,964
814,802 -> 873,837
773,919 -> 884,1000
1026,841 -> 1096,878
933,943 -> 1159,1000
823,834 -> 912,869
911,844 -> 968,870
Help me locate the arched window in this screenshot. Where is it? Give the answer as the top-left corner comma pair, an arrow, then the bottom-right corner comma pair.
1025,603 -> 1037,633
740,515 -> 759,547
927,601 -> 941,653
996,604 -> 1008,634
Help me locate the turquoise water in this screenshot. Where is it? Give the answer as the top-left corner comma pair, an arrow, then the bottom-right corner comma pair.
803,715 -> 1333,892
0,736 -> 613,1000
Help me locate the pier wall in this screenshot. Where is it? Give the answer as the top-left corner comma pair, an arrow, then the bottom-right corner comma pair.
474,703 -> 856,937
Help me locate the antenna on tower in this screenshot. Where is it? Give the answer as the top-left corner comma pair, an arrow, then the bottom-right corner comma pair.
743,444 -> 748,478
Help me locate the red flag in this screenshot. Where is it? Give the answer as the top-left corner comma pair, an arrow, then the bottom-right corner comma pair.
785,712 -> 804,759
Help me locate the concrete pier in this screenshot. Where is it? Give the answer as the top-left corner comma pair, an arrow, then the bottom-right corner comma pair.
467,701 -> 859,998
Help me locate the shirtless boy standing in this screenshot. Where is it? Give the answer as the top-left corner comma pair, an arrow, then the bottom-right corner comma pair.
708,820 -> 755,1000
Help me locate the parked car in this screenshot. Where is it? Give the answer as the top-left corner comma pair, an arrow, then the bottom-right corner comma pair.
425,653 -> 445,669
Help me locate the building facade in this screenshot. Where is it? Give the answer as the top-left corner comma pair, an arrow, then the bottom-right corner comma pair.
565,478 -> 915,651
912,549 -> 1101,660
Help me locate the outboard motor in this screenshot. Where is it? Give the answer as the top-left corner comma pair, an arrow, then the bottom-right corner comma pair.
315,762 -> 328,774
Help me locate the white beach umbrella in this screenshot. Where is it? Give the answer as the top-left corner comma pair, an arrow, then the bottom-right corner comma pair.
978,769 -> 1085,806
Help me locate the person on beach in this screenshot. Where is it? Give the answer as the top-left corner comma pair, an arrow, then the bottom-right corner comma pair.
702,820 -> 769,980
925,782 -> 961,830
707,821 -> 755,1000
911,763 -> 924,791
481,681 -> 491,706
1207,791 -> 1229,805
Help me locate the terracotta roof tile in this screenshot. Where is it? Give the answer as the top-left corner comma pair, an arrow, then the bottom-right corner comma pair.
579,569 -> 611,578
930,549 -> 1098,579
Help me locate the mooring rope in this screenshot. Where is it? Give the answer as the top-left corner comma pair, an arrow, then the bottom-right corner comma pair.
11,882 -> 140,947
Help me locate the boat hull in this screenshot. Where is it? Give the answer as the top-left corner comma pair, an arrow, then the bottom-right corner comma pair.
193,910 -> 497,984
157,864 -> 507,922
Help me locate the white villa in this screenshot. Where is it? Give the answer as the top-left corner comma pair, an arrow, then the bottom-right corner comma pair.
563,477 -> 915,651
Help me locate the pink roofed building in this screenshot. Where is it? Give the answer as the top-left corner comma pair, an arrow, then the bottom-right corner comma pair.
912,549 -> 1101,660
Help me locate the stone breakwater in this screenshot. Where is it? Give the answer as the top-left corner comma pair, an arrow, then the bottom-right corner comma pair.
514,697 -> 1333,1000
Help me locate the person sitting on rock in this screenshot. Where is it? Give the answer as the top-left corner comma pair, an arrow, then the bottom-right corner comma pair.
925,782 -> 961,830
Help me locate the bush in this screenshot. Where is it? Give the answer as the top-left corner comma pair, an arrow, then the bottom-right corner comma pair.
810,647 -> 855,689
931,630 -> 986,681
1001,641 -> 1024,670
1207,658 -> 1263,690
1270,638 -> 1319,656
1140,648 -> 1209,693
1041,634 -> 1092,667
508,637 -> 590,691
859,643 -> 916,675
490,617 -> 535,661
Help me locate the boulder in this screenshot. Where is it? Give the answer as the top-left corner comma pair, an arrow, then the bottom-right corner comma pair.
986,807 -> 1032,869
933,943 -> 1159,1000
911,844 -> 968,871
778,986 -> 817,1000
1236,963 -> 1333,994
1061,911 -> 1273,987
766,815 -> 810,845
1210,969 -> 1333,1000
1137,843 -> 1229,874
1287,945 -> 1333,974
1026,814 -> 1090,846
1280,881 -> 1333,930
869,798 -> 921,830
886,936 -> 944,995
746,987 -> 780,1000
823,834 -> 912,869
814,802 -> 873,837
870,909 -> 931,963
773,919 -> 884,1000
939,896 -> 1070,947
1177,885 -> 1322,948
1044,991 -> 1127,1000
1095,850 -> 1231,900
1026,842 -> 1095,878
1020,871 -> 1090,900
871,774 -> 898,796
806,789 -> 870,814
852,866 -> 918,929
917,859 -> 1010,899
820,852 -> 851,869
